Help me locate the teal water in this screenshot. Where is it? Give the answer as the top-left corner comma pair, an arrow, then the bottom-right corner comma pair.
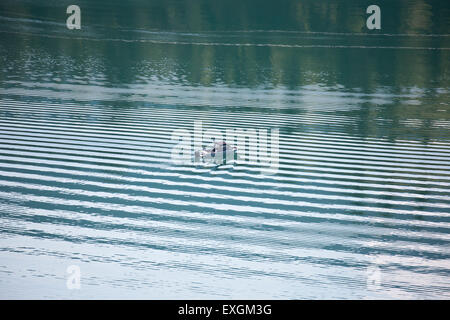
0,0 -> 450,299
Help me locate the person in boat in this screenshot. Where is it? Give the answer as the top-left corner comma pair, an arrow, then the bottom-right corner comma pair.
194,140 -> 236,163
211,140 -> 228,156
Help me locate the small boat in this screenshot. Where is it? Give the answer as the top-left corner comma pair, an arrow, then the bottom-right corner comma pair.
195,140 -> 237,164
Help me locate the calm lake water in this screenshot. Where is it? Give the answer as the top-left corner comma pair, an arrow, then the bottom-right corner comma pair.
0,0 -> 450,299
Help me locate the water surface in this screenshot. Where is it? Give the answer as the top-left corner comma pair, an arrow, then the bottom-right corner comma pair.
0,0 -> 449,299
